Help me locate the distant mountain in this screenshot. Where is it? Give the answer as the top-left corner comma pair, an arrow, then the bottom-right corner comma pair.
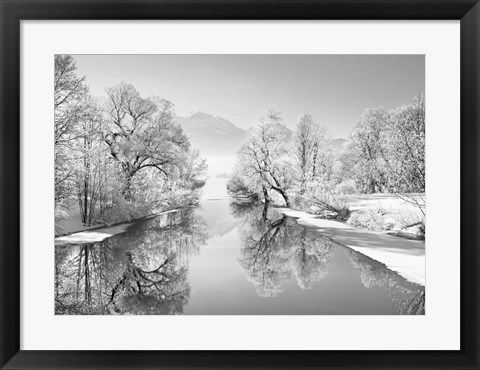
175,112 -> 247,156
175,111 -> 346,158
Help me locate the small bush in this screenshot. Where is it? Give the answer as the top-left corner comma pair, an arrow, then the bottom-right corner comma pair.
99,199 -> 151,225
293,191 -> 351,220
291,193 -> 310,210
348,208 -> 390,231
336,206 -> 351,221
226,176 -> 250,195
335,179 -> 358,195
391,206 -> 425,237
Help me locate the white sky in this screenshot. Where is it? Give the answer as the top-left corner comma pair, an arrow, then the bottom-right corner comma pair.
73,54 -> 424,138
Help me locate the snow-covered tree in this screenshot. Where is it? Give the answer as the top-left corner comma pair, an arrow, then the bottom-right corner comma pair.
54,55 -> 89,212
340,97 -> 425,195
341,107 -> 391,193
103,83 -> 192,198
293,113 -> 333,195
386,95 -> 425,192
73,99 -> 107,225
232,109 -> 294,206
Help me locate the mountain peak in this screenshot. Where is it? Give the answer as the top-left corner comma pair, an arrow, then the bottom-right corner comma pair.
188,111 -> 210,118
175,112 -> 247,156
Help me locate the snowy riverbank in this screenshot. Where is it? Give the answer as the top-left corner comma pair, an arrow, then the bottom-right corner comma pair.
275,207 -> 425,286
55,209 -> 179,246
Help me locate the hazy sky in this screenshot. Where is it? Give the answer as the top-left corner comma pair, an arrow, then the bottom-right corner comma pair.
73,54 -> 424,138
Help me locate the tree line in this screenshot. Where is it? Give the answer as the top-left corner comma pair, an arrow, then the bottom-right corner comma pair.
227,96 -> 425,217
341,96 -> 425,194
55,55 -> 207,229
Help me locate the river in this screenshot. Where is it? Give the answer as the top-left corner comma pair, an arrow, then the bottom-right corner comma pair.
55,177 -> 425,315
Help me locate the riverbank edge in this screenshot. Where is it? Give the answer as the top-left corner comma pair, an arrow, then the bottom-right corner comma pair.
274,206 -> 425,287
54,208 -> 181,244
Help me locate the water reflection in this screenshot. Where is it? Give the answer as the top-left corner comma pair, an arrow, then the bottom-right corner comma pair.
55,200 -> 425,315
55,209 -> 207,314
231,200 -> 424,314
346,248 -> 425,314
232,201 -> 334,297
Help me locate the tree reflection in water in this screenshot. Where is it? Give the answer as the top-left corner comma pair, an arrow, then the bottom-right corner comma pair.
346,248 -> 425,314
55,209 -> 207,315
232,201 -> 334,297
232,200 -> 425,315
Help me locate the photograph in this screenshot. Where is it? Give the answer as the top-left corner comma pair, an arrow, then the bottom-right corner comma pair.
54,54 -> 426,315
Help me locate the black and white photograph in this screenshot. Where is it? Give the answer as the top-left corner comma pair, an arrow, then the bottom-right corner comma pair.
54,54 -> 425,315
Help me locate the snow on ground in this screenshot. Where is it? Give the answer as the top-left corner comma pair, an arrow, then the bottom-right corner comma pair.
55,209 -> 179,246
55,223 -> 133,246
341,193 -> 424,230
275,207 -> 425,286
341,193 -> 418,212
55,212 -> 102,236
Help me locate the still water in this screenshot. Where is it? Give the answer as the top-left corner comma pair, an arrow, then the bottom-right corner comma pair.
55,179 -> 425,315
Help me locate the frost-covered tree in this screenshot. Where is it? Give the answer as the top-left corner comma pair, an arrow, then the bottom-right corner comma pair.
178,149 -> 208,191
294,113 -> 316,193
231,109 -> 294,206
341,107 -> 391,193
340,97 -> 425,195
103,83 -> 191,198
54,55 -> 89,211
386,95 -> 425,192
226,162 -> 262,199
55,58 -> 208,229
293,113 -> 333,194
73,99 -> 107,225
55,55 -> 88,145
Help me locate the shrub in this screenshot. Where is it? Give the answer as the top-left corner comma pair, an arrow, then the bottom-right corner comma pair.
298,191 -> 351,220
226,176 -> 249,195
291,193 -> 310,210
335,179 -> 358,195
391,205 -> 425,237
348,208 -> 389,231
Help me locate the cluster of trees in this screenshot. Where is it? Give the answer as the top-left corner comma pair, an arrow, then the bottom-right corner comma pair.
341,96 -> 425,194
227,109 -> 341,215
55,55 -> 206,229
227,96 -> 425,216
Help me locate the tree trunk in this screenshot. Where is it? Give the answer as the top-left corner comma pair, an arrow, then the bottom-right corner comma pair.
268,173 -> 290,207
84,246 -> 91,305
262,186 -> 271,203
281,191 -> 290,207
122,171 -> 135,201
272,186 -> 290,207
262,188 -> 270,219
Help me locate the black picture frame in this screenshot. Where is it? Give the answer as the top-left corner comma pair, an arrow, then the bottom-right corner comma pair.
1,1 -> 479,369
